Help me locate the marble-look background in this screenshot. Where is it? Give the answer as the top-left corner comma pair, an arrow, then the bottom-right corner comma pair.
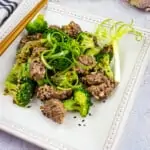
0,0 -> 150,150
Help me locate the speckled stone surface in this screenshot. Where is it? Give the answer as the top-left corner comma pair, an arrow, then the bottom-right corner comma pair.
0,0 -> 150,150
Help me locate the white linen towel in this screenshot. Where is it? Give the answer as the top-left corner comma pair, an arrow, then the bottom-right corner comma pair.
0,0 -> 21,26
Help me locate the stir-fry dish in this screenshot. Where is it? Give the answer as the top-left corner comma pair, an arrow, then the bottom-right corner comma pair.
4,14 -> 142,124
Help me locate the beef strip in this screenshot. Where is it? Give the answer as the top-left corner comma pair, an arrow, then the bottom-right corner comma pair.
83,72 -> 116,100
75,55 -> 96,75
82,72 -> 108,85
30,59 -> 46,81
62,21 -> 82,38
41,99 -> 66,124
37,85 -> 72,101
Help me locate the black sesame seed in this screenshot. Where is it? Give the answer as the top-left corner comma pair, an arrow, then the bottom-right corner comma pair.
73,116 -> 77,119
89,113 -> 92,116
82,119 -> 85,122
78,124 -> 81,126
103,100 -> 106,103
27,106 -> 31,108
83,124 -> 86,127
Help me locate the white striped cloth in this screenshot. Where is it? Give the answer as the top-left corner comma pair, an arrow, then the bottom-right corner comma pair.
0,0 -> 20,26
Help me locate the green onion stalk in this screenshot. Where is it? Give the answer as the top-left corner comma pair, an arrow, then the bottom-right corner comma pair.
95,19 -> 142,83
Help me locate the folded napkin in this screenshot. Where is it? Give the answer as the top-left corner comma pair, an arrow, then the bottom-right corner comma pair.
0,0 -> 20,26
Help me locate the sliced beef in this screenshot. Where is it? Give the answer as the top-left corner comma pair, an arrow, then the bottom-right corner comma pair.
82,72 -> 108,85
75,67 -> 89,75
75,55 -> 96,75
85,72 -> 116,100
41,99 -> 66,124
62,21 -> 82,38
78,55 -> 96,66
37,85 -> 72,101
30,59 -> 46,81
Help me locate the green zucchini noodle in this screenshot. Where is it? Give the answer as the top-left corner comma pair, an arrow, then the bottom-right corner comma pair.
45,69 -> 53,86
51,31 -> 64,43
41,50 -> 53,70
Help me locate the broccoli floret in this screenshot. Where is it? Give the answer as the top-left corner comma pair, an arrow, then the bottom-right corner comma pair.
74,88 -> 92,117
4,62 -> 36,107
63,88 -> 92,117
20,62 -> 30,78
5,64 -> 22,84
95,53 -> 114,79
15,78 -> 36,107
16,43 -> 32,63
85,47 -> 101,56
95,45 -> 113,63
4,64 -> 21,97
51,71 -> 80,89
26,14 -> 48,35
4,82 -> 17,97
77,32 -> 95,50
10,61 -> 30,80
50,57 -> 72,72
5,78 -> 36,107
77,32 -> 100,55
63,99 -> 76,111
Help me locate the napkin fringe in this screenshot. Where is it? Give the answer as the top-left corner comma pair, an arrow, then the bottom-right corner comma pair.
0,0 -> 18,26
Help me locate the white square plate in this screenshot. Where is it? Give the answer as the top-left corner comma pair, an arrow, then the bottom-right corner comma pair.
0,2 -> 150,150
